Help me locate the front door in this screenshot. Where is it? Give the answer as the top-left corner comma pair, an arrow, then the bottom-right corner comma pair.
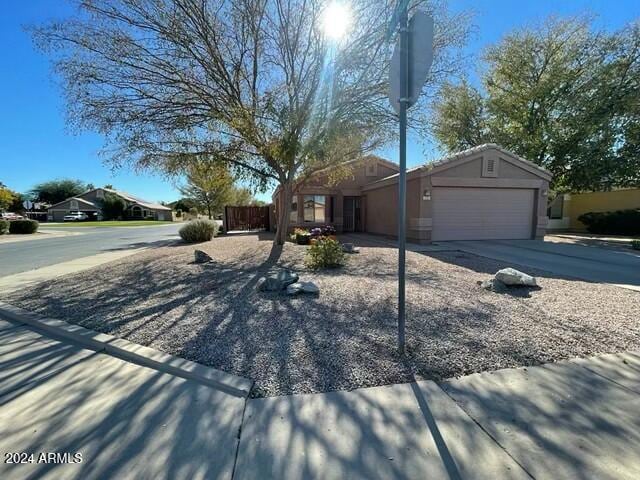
343,197 -> 362,232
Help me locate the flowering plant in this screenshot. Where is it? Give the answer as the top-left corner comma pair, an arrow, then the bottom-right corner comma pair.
321,225 -> 336,236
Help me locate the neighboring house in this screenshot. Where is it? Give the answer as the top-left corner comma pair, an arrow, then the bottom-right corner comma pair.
547,188 -> 640,232
273,144 -> 552,243
47,188 -> 173,222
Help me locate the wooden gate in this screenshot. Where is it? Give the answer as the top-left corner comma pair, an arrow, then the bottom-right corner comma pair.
224,205 -> 270,232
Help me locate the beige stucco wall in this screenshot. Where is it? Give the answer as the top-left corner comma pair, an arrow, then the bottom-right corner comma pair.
281,158 -> 399,232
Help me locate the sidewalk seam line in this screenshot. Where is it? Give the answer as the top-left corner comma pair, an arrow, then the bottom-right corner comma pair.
573,363 -> 640,396
230,396 -> 250,479
438,384 -> 537,480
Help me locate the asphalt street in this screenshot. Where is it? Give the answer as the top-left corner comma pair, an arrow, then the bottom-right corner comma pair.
0,224 -> 182,276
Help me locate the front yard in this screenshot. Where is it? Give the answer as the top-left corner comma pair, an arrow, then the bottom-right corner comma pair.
6,233 -> 640,397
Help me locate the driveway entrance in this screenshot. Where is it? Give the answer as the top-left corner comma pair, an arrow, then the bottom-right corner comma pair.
442,238 -> 640,290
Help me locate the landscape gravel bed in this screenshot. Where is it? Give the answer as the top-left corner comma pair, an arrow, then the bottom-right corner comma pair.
6,233 -> 640,397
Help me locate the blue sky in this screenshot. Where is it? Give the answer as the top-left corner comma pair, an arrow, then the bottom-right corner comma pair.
1,1 -> 638,204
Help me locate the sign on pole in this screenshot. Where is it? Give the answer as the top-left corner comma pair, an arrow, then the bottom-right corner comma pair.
23,200 -> 34,210
388,8 -> 434,354
389,11 -> 434,113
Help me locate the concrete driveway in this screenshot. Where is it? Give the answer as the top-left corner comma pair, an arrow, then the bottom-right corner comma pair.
442,239 -> 640,290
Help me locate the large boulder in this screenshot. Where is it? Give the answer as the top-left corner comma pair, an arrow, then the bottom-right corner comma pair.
194,249 -> 213,264
286,281 -> 320,295
495,268 -> 537,287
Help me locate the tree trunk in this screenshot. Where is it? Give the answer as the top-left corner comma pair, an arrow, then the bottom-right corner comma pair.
207,203 -> 212,219
274,181 -> 293,245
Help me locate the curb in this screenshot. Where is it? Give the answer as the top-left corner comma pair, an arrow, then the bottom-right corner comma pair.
0,302 -> 253,398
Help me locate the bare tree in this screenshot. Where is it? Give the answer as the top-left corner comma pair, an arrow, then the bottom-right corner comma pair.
32,0 -> 471,244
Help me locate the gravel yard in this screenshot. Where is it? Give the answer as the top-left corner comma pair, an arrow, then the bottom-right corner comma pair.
6,233 -> 640,397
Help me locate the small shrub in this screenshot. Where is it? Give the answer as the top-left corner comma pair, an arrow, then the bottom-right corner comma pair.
179,219 -> 216,243
305,238 -> 345,269
0,220 -> 9,234
9,219 -> 39,234
294,227 -> 310,245
578,209 -> 640,236
632,239 -> 640,250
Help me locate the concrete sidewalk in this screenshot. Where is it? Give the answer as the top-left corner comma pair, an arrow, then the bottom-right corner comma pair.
0,319 -> 245,480
236,352 -> 640,480
0,229 -> 82,245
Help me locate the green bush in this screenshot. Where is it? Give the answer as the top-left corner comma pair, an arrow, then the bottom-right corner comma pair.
632,240 -> 640,250
0,220 -> 9,234
9,219 -> 39,234
578,209 -> 640,236
179,219 -> 216,243
305,238 -> 345,269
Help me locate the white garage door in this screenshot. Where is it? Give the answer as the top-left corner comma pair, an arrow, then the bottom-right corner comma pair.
432,187 -> 535,241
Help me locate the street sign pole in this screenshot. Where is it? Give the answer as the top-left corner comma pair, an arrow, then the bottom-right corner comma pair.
389,5 -> 433,355
397,5 -> 409,355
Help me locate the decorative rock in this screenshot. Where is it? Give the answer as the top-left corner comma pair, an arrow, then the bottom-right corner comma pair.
286,281 -> 320,295
495,268 -> 537,287
257,270 -> 300,292
478,279 -> 508,293
194,249 -> 213,263
276,270 -> 299,287
342,243 -> 360,254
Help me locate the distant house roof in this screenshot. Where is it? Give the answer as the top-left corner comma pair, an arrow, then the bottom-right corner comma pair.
102,188 -> 172,211
48,197 -> 99,209
47,188 -> 172,211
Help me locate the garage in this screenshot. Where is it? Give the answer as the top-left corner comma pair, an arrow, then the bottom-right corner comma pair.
431,187 -> 535,241
362,144 -> 553,243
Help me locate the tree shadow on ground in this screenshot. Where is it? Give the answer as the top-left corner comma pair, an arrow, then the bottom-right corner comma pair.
5,233 -> 638,398
0,325 -> 243,480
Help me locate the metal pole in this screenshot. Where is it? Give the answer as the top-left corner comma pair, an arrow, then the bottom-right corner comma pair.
398,6 -> 409,355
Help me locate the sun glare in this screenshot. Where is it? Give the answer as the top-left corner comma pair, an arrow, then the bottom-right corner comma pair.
321,2 -> 351,40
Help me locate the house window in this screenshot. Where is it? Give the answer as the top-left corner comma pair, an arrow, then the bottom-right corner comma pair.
96,189 -> 104,199
70,199 -> 78,210
303,195 -> 326,223
290,197 -> 298,222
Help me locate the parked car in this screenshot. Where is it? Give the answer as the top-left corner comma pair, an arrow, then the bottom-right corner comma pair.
0,212 -> 24,220
63,212 -> 89,222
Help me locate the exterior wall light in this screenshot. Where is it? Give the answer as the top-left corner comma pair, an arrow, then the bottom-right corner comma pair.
422,189 -> 431,201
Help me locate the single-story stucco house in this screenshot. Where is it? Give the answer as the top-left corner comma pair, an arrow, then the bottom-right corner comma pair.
47,188 -> 173,222
273,144 -> 552,243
